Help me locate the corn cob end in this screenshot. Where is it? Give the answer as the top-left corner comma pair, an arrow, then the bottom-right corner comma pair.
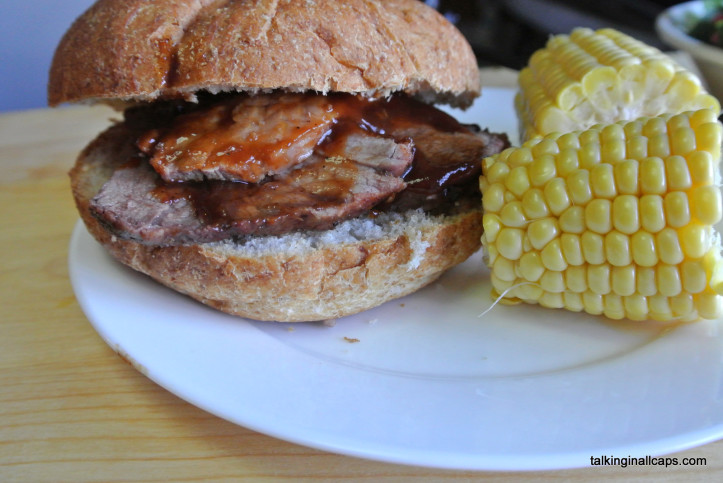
480,109 -> 723,322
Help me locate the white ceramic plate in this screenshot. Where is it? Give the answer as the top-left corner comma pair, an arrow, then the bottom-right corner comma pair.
69,88 -> 723,471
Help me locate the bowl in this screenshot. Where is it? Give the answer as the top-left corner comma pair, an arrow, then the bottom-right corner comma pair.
656,0 -> 723,102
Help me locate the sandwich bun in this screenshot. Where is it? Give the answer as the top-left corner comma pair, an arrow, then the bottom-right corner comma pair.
49,0 -> 480,107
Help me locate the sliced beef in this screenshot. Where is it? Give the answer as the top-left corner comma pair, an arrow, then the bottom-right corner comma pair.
394,125 -> 508,168
383,126 -> 510,211
142,93 -> 337,183
471,127 -> 512,159
318,133 -> 415,176
90,156 -> 405,245
91,162 -> 201,245
91,92 -> 510,246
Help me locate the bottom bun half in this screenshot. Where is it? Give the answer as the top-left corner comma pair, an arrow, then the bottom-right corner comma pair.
70,123 -> 483,322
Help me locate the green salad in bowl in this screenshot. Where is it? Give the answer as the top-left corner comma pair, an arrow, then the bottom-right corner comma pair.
686,0 -> 723,47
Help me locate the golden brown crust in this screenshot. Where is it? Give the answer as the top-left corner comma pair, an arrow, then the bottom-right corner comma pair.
70,123 -> 483,322
49,0 -> 480,108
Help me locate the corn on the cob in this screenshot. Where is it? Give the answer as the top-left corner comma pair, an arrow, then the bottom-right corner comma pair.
480,109 -> 723,322
516,28 -> 720,141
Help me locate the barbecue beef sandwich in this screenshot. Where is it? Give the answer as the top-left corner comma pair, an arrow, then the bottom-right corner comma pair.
50,0 -> 509,322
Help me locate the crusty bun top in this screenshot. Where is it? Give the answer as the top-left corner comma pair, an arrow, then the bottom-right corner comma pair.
48,0 -> 481,108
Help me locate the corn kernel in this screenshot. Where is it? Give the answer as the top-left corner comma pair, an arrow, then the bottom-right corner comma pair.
515,283 -> 544,301
624,119 -> 644,138
668,113 -> 691,132
663,191 -> 691,228
624,294 -> 649,320
544,178 -> 571,215
521,188 -> 550,219
691,185 -> 722,225
496,228 -> 524,260
601,138 -> 625,164
690,108 -> 718,128
612,265 -> 636,296
585,198 -> 612,234
648,134 -> 671,158
603,293 -> 625,319
583,291 -> 604,314
671,127 -> 697,155
565,265 -> 587,292
579,142 -> 601,169
694,293 -> 723,319
500,201 -> 528,227
640,157 -> 667,194
557,132 -> 581,150
491,273 -> 515,293
507,147 -> 534,167
695,122 -> 722,154
665,155 -> 692,191
539,291 -> 565,308
704,251 -> 723,295
556,149 -> 580,176
483,155 -> 499,173
486,161 -> 511,184
605,231 -> 632,267
601,122 -> 624,144
519,252 -> 545,281
588,264 -> 611,295
656,228 -> 685,265
541,239 -> 568,271
505,166 -> 531,198
559,233 -> 584,266
671,293 -> 694,317
631,230 -> 658,267
657,264 -> 682,297
614,159 -> 639,195
493,256 -> 517,282
531,138 -> 560,158
485,243 -> 498,265
483,183 -> 506,213
639,195 -> 666,233
528,155 -> 557,187
612,195 -> 640,234
567,169 -> 594,205
563,291 -> 584,311
528,218 -> 560,250
482,214 -> 501,243
559,206 -> 585,234
540,270 -> 566,292
582,231 -> 606,264
681,260 -> 708,294
579,130 -> 600,147
636,267 -> 657,296
679,224 -> 709,258
625,135 -> 648,160
687,151 -> 715,186
643,117 -> 667,138
479,176 -> 490,194
648,294 -> 673,320
591,163 -> 617,198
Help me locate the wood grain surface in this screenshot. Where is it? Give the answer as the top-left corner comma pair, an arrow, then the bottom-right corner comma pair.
1,72 -> 722,481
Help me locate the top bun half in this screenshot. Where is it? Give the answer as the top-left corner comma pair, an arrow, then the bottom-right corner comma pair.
48,0 -> 481,108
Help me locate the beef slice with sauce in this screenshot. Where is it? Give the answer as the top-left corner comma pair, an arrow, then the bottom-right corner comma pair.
383,126 -> 510,211
90,155 -> 408,245
142,93 -> 338,183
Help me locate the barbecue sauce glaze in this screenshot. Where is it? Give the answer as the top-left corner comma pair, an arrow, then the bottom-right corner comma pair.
124,92 -> 505,230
